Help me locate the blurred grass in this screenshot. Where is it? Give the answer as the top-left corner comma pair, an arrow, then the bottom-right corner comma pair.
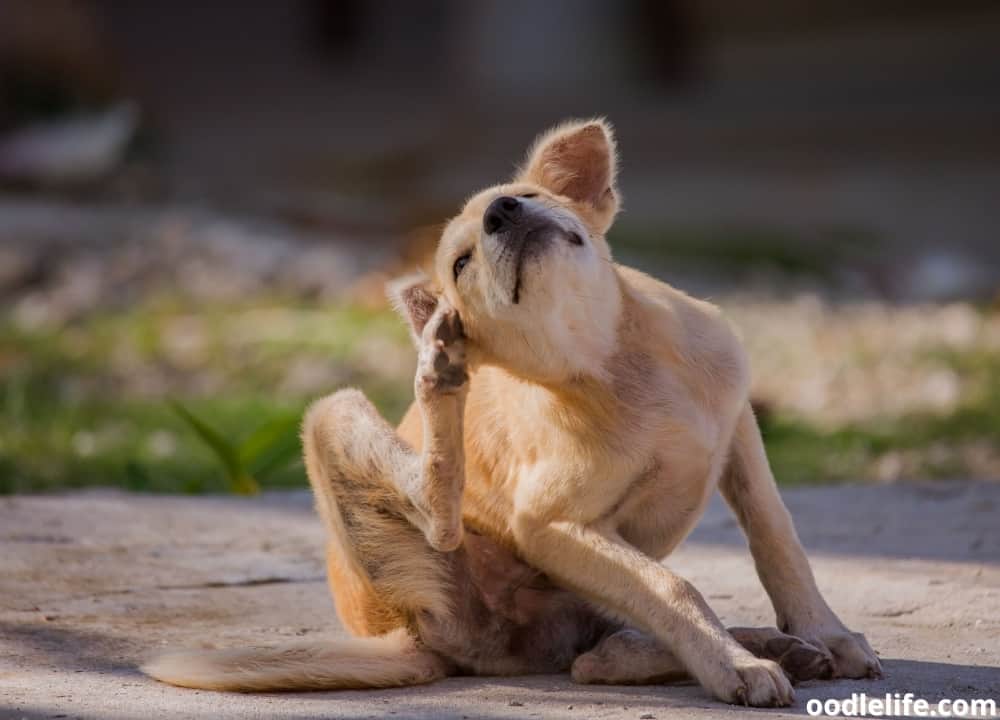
761,389 -> 1000,485
0,297 -> 414,494
760,345 -> 1000,484
610,222 -> 875,282
1,295 -> 998,493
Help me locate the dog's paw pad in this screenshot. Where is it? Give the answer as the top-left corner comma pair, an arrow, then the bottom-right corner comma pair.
433,309 -> 464,345
418,308 -> 468,394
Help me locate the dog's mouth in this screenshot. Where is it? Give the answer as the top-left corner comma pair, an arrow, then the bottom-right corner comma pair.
508,228 -> 547,304
487,218 -> 572,305
512,241 -> 527,305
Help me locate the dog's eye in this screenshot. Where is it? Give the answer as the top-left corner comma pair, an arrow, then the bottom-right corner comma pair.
453,253 -> 471,280
568,232 -> 584,246
519,193 -> 538,199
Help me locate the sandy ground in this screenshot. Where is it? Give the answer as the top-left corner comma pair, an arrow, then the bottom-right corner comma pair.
1,483 -> 998,719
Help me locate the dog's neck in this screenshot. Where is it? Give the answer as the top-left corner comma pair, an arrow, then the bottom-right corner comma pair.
473,281 -> 651,444
469,269 -> 626,386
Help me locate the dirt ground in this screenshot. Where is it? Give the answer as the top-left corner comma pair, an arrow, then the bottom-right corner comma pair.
1,483 -> 998,719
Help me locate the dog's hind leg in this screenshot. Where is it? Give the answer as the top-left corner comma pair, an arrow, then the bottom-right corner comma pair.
144,383 -> 459,692
571,628 -> 688,686
302,387 -> 459,636
302,304 -> 469,637
142,306 -> 473,692
572,627 -> 832,686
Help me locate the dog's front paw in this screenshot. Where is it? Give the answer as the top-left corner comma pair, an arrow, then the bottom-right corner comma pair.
416,307 -> 468,397
704,653 -> 795,707
791,623 -> 881,680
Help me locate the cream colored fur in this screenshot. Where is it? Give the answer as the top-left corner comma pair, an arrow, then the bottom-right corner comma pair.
141,629 -> 446,692
143,119 -> 880,705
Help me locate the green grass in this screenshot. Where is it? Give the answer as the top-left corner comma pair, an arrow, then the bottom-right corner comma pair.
0,297 -> 414,494
760,350 -> 1000,485
2,295 -> 997,493
0,395 -> 302,494
610,222 -> 875,281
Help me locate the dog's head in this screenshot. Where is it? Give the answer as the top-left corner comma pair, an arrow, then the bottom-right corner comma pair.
392,119 -> 623,382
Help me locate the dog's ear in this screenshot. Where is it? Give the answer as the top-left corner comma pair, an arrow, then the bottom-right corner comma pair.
517,118 -> 619,232
387,272 -> 439,344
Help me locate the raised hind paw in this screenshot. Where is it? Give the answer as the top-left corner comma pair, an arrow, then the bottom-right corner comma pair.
416,306 -> 468,397
409,303 -> 468,552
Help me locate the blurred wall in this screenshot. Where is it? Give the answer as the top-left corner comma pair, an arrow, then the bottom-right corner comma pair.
3,1 -> 1000,297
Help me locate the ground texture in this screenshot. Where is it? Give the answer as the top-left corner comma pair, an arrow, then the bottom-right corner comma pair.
2,483 -> 998,719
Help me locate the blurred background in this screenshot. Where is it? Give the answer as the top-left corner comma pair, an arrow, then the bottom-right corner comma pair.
2,0 -> 999,494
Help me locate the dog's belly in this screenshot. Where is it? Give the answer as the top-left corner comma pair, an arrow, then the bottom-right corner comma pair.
416,529 -> 613,676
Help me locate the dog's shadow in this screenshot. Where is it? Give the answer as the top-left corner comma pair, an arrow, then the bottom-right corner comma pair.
2,623 -> 995,720
277,658 -> 999,718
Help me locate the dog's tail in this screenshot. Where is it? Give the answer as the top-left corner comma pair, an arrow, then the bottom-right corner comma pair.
141,629 -> 448,692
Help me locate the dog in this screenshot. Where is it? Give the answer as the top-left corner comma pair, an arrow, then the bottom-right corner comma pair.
144,119 -> 881,706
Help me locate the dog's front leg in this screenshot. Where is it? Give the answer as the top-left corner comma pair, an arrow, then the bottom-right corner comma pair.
512,503 -> 793,706
719,404 -> 881,679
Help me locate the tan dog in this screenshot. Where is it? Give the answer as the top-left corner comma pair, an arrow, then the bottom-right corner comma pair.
144,120 -> 881,706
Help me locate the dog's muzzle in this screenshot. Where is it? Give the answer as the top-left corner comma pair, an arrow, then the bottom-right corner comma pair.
483,196 -> 558,304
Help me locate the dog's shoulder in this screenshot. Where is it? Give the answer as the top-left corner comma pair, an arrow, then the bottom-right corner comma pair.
615,264 -> 750,409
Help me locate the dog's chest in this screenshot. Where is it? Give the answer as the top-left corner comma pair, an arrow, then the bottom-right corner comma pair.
461,360 -> 727,548
608,449 -> 717,558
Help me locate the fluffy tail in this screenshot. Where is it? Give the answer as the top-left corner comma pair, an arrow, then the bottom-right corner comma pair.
141,629 -> 448,692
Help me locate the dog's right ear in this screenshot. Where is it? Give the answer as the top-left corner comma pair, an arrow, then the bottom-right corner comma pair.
387,272 -> 439,344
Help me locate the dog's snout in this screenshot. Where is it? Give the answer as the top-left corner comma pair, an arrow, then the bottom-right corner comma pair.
483,195 -> 522,235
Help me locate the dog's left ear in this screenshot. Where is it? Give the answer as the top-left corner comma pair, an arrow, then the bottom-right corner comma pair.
517,118 -> 619,233
387,272 -> 440,344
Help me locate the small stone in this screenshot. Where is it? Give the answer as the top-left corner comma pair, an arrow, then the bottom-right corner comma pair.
508,701 -> 524,707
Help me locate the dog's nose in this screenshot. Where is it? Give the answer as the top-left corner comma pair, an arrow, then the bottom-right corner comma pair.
483,196 -> 522,234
